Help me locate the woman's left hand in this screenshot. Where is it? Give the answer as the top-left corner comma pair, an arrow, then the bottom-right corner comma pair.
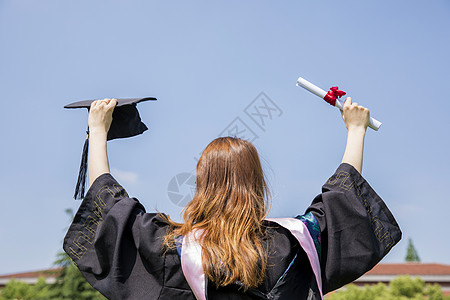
88,98 -> 118,134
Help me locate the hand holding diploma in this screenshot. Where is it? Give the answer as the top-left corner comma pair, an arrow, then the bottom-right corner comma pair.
296,77 -> 382,131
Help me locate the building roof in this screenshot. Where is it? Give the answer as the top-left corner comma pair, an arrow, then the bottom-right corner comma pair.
366,263 -> 450,276
0,268 -> 62,287
0,268 -> 62,279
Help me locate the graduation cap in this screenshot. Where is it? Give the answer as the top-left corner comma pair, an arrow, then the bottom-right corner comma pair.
65,97 -> 156,200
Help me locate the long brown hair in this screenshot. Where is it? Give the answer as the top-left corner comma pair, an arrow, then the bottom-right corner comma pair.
162,136 -> 271,288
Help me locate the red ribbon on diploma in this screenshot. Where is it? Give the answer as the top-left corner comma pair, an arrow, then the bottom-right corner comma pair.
323,86 -> 346,106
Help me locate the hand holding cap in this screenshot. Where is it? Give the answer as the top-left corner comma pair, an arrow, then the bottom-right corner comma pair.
65,97 -> 157,199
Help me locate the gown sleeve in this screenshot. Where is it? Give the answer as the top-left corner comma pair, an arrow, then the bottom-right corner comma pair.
63,173 -> 194,300
305,163 -> 402,294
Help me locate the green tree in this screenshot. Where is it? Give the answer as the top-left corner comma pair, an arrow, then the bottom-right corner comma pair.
0,277 -> 50,300
47,256 -> 105,300
390,276 -> 425,298
0,255 -> 104,300
405,238 -> 421,262
326,276 -> 450,300
0,279 -> 34,300
325,282 -> 389,300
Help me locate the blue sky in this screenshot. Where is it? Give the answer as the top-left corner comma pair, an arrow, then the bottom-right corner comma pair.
1,0 -> 449,275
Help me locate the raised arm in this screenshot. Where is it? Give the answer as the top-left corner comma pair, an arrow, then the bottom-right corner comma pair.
88,98 -> 117,186
340,97 -> 370,174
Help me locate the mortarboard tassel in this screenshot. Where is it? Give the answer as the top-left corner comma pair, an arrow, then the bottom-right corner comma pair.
74,130 -> 89,200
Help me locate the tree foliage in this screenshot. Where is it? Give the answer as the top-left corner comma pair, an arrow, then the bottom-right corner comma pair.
0,253 -> 105,300
46,253 -> 105,300
0,278 -> 50,300
326,276 -> 450,300
405,238 -> 421,262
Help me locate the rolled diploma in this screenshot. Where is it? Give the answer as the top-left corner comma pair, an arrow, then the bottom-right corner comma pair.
296,77 -> 381,131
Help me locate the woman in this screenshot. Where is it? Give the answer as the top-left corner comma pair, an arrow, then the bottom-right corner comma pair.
64,98 -> 401,300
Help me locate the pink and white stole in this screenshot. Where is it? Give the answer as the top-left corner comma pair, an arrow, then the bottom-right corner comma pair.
180,218 -> 323,300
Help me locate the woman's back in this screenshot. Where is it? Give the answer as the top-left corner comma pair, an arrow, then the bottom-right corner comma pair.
163,137 -> 272,290
204,220 -> 315,300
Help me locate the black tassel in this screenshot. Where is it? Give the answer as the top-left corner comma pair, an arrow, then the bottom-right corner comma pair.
74,130 -> 89,200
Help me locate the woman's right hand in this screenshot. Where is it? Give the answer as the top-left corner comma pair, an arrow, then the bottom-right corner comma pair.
88,98 -> 118,134
87,98 -> 117,186
341,97 -> 370,132
340,97 -> 370,174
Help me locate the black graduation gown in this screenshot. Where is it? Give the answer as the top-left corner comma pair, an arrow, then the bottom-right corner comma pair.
63,163 -> 401,299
